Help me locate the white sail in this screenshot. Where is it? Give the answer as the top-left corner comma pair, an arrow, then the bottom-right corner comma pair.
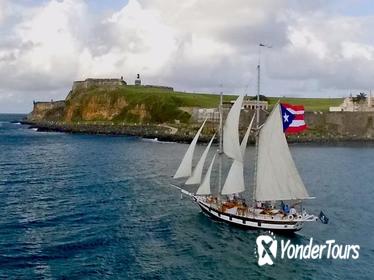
255,104 -> 311,201
185,134 -> 215,185
173,119 -> 207,179
196,153 -> 216,195
221,160 -> 245,195
223,95 -> 244,162
240,114 -> 255,157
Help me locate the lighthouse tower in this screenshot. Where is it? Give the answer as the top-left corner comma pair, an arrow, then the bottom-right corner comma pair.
369,90 -> 372,108
135,74 -> 141,86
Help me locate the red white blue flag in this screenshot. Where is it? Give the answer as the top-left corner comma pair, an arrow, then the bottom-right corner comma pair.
280,103 -> 307,134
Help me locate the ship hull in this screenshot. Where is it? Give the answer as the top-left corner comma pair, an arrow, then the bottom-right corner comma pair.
195,199 -> 303,232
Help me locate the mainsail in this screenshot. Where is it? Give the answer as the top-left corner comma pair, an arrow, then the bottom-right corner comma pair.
255,104 -> 311,201
196,153 -> 216,195
240,114 -> 255,157
223,95 -> 244,162
221,95 -> 250,195
221,160 -> 245,195
185,134 -> 215,185
173,119 -> 207,179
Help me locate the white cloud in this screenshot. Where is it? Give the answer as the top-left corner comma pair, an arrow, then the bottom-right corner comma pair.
0,0 -> 87,93
267,13 -> 374,92
1,0 -> 374,112
80,0 -> 178,78
341,42 -> 374,60
0,0 -> 7,24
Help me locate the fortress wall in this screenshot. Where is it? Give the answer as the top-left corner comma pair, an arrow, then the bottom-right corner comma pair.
305,111 -> 374,138
192,109 -> 374,139
67,79 -> 126,100
29,101 -> 66,121
72,79 -> 124,91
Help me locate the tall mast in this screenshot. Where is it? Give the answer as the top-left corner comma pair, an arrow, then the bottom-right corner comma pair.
253,43 -> 271,206
256,48 -> 261,129
252,45 -> 261,206
218,90 -> 223,194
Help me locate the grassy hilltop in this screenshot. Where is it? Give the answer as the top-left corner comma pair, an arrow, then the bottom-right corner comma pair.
29,84 -> 374,143
267,97 -> 343,112
32,84 -> 343,124
96,85 -> 341,111
63,85 -> 233,123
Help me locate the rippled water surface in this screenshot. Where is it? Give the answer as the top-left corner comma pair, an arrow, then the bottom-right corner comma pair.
0,114 -> 373,279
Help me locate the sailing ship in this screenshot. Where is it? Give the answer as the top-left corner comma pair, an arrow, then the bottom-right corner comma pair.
171,45 -> 329,232
172,94 -> 321,232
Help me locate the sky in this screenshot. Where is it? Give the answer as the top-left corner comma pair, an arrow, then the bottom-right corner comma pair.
1,0 -> 374,113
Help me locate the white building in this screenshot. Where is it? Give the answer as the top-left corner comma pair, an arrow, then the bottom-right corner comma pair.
368,91 -> 373,108
225,99 -> 268,110
329,92 -> 374,112
193,108 -> 220,123
329,97 -> 357,112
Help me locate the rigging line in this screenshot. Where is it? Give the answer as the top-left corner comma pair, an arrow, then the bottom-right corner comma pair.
242,82 -> 251,96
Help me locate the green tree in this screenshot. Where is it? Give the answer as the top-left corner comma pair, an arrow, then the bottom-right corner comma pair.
249,94 -> 269,101
352,92 -> 366,103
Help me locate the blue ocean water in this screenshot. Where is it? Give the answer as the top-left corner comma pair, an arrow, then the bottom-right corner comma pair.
0,114 -> 373,279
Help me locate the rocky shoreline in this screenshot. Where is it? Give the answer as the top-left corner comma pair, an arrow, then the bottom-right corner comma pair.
21,120 -> 212,143
25,78 -> 374,144
21,120 -> 374,144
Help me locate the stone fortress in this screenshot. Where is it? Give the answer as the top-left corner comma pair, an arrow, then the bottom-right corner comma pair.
329,91 -> 374,112
31,100 -> 66,121
30,75 -> 174,121
72,78 -> 127,91
67,75 -> 173,100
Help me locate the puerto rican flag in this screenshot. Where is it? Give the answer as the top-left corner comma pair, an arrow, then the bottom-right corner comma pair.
280,103 -> 307,134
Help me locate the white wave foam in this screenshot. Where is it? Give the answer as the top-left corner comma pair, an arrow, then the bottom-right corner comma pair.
142,137 -> 175,144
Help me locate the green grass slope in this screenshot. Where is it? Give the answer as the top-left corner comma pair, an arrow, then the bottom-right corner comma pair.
67,85 -> 234,123
66,85 -> 343,123
267,97 -> 343,111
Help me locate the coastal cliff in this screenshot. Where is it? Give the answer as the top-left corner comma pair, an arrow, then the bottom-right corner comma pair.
29,100 -> 65,121
26,79 -> 374,142
29,78 -> 191,124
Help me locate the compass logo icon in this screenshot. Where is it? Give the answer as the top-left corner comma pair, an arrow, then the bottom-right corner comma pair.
256,234 -> 278,266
